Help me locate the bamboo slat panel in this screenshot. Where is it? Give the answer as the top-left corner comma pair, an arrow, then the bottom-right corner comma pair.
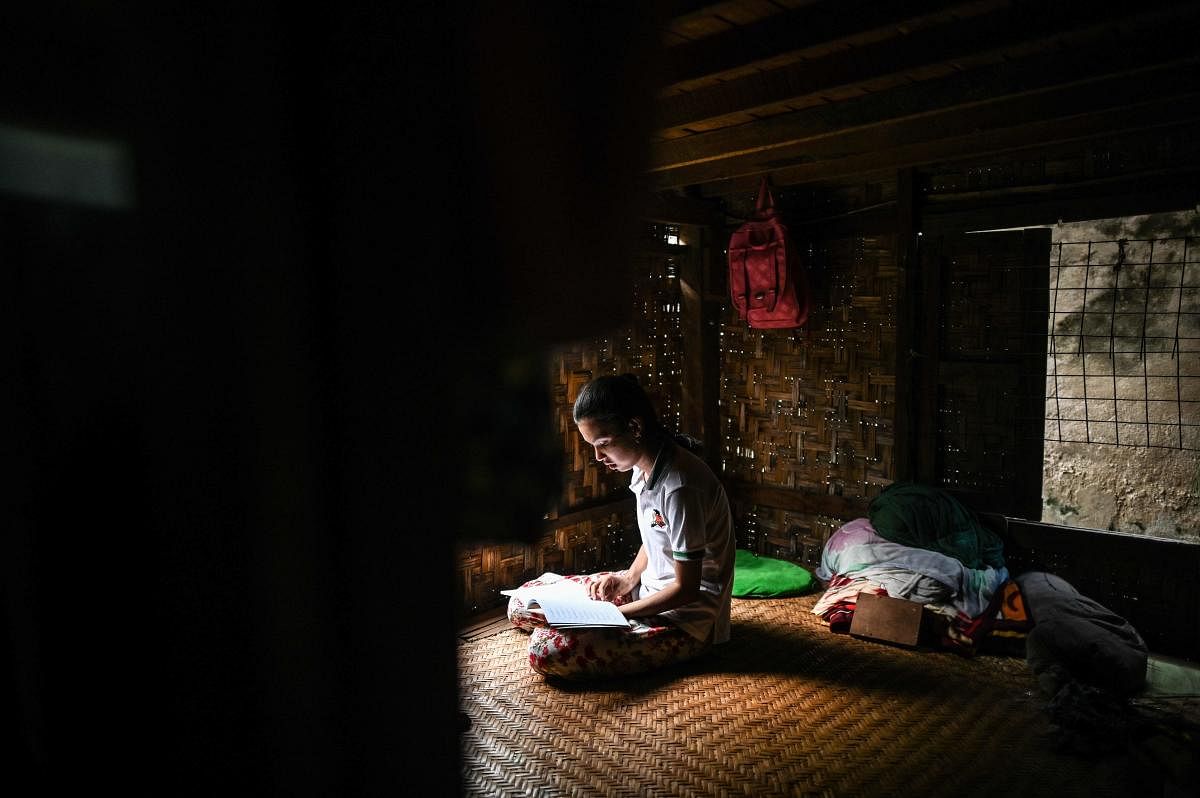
733,503 -> 850,572
457,512 -> 641,618
460,595 -> 1149,798
720,232 -> 898,500
458,226 -> 691,618
551,231 -> 688,508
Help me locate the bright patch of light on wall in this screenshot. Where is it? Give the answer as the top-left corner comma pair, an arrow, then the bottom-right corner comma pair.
0,123 -> 135,209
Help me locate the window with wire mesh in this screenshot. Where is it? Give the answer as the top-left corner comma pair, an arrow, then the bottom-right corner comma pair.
1047,234 -> 1199,450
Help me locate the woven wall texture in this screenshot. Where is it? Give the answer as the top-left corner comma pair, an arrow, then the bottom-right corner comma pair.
457,228 -> 689,617
723,231 -> 900,567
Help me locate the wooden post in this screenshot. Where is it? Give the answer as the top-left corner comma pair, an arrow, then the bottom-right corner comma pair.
893,167 -> 921,482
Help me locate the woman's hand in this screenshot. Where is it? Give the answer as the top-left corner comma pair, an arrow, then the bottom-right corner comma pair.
612,558 -> 702,619
587,571 -> 633,603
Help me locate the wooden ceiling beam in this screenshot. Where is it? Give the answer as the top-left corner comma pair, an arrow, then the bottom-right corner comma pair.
688,94 -> 1200,195
663,0 -> 789,44
651,57 -> 1200,191
659,0 -> 988,87
655,0 -> 1192,135
652,26 -> 1200,176
921,168 -> 1200,232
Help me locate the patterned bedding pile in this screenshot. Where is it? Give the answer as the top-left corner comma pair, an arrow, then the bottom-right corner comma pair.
811,483 -> 1023,654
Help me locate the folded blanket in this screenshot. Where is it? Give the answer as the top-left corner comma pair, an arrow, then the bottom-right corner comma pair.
814,518 -> 1008,620
812,517 -> 1009,653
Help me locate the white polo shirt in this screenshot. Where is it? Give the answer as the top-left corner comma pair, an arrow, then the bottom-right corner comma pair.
630,440 -> 734,644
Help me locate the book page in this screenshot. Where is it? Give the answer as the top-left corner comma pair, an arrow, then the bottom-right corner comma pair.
499,575 -> 630,629
528,594 -> 630,628
499,575 -> 580,604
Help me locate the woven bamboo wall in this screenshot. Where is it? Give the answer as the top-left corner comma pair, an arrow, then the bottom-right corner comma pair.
456,511 -> 641,617
456,225 -> 689,618
723,228 -> 900,568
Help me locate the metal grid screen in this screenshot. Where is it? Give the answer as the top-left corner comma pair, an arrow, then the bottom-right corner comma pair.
1047,235 -> 1199,450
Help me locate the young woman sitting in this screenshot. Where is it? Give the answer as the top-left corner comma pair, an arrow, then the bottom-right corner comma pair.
507,374 -> 735,680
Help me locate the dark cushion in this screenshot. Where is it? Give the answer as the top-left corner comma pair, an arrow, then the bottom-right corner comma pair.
1017,571 -> 1148,697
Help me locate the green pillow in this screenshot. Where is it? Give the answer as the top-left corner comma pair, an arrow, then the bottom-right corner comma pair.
731,549 -> 817,598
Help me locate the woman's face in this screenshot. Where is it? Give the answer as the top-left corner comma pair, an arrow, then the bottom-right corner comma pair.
576,417 -> 642,473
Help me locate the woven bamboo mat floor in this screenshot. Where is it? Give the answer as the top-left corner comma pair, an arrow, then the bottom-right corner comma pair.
458,595 -> 1156,798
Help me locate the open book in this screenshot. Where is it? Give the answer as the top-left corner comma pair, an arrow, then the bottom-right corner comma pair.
500,574 -> 631,629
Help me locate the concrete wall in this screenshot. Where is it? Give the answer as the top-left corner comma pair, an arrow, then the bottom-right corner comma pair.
1041,210 -> 1200,542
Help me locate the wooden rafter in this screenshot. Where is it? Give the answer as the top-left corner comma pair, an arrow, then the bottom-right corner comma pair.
652,0 -> 1200,194
657,58 -> 1200,190
655,0 -> 1191,136
660,0 -> 988,88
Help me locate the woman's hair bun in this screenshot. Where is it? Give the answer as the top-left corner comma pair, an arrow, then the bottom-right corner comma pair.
619,373 -> 640,386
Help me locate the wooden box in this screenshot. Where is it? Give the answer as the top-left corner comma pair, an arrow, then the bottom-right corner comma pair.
849,592 -> 926,648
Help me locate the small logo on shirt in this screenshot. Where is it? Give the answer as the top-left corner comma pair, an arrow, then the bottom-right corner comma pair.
650,509 -> 667,528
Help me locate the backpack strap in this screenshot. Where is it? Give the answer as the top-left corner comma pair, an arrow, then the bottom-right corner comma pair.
754,176 -> 775,219
732,247 -> 751,316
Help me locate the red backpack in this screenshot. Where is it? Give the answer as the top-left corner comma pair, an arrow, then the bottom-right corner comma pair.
727,177 -> 810,329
